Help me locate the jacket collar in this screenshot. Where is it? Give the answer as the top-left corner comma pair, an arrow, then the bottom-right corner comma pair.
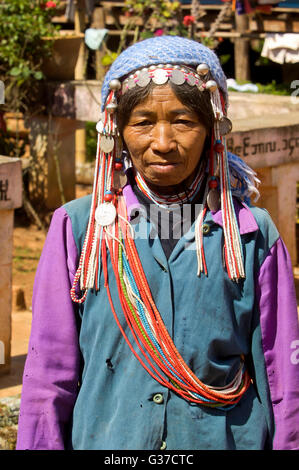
122,181 -> 259,235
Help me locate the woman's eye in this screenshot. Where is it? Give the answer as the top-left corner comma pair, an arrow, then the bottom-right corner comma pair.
175,119 -> 192,125
134,120 -> 152,126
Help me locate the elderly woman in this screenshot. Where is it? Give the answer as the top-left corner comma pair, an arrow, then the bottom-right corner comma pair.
17,36 -> 299,450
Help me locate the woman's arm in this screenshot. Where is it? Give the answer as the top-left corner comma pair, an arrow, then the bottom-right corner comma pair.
16,207 -> 81,450
256,237 -> 299,450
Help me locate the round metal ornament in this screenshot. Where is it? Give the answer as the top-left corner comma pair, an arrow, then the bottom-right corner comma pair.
205,80 -> 218,92
128,76 -> 136,89
186,74 -> 197,86
196,63 -> 210,76
122,80 -> 129,94
95,203 -> 117,226
219,117 -> 232,136
100,135 -> 114,153
170,69 -> 185,85
106,102 -> 117,113
207,188 -> 220,212
96,120 -> 103,133
109,79 -> 121,91
137,70 -> 151,88
152,68 -> 168,85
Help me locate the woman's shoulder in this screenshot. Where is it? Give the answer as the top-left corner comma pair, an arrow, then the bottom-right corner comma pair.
60,194 -> 92,247
62,193 -> 92,219
246,203 -> 279,238
242,202 -> 281,264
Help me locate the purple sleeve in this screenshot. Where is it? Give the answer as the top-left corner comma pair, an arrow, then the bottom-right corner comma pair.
257,237 -> 299,450
16,207 -> 81,450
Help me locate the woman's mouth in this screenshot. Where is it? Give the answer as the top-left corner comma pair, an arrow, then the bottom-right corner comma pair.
149,162 -> 179,172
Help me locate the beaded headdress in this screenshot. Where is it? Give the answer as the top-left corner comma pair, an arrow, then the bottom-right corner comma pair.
70,36 -> 259,407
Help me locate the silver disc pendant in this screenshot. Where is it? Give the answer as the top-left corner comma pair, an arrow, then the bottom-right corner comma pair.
152,68 -> 168,85
100,135 -> 114,154
127,76 -> 136,89
170,69 -> 185,85
137,70 -> 151,88
187,74 -> 196,86
219,117 -> 232,136
96,120 -> 103,133
207,188 -> 220,212
122,80 -> 129,94
95,203 -> 116,226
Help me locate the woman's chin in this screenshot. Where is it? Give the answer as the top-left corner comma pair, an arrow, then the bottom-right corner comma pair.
144,165 -> 185,188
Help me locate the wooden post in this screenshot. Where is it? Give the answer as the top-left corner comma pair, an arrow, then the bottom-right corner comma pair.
92,7 -> 106,81
74,0 -> 87,165
0,157 -> 22,376
234,12 -> 250,82
74,0 -> 86,81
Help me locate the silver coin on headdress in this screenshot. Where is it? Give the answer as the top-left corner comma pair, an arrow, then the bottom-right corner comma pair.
100,135 -> 115,153
152,68 -> 168,85
137,69 -> 151,88
219,117 -> 232,136
95,203 -> 116,226
170,69 -> 185,85
186,74 -> 197,86
127,75 -> 136,89
122,80 -> 128,94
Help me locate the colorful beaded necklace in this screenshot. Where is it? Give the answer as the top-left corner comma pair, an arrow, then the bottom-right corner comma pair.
135,159 -> 206,209
70,63 -> 252,407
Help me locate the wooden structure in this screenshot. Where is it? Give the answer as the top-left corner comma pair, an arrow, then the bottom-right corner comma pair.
0,157 -> 22,376
50,1 -> 299,83
52,1 -> 299,38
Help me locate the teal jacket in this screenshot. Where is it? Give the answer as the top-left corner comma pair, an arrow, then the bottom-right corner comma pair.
16,186 -> 299,450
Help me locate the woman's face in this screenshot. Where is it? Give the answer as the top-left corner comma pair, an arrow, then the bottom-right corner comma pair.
122,84 -> 207,193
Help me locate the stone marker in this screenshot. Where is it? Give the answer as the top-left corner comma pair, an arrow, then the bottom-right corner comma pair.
0,156 -> 22,375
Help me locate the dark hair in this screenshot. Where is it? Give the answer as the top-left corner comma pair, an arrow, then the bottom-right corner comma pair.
116,80 -> 215,136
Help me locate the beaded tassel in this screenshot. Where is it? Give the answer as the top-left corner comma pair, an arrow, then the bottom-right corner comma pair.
206,86 -> 245,281
71,84 -> 122,301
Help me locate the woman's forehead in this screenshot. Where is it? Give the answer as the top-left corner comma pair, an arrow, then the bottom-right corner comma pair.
129,85 -> 196,112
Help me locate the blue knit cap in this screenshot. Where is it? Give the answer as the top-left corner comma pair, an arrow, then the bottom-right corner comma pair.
101,35 -> 228,110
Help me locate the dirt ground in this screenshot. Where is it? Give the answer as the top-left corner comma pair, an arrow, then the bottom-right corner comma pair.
12,185 -> 92,311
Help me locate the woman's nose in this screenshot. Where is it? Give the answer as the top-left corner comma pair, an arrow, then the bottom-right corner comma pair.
150,123 -> 177,154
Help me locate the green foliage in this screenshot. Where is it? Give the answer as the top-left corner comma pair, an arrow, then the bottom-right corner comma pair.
85,121 -> 98,162
228,79 -> 290,96
0,0 -> 60,113
255,80 -> 290,96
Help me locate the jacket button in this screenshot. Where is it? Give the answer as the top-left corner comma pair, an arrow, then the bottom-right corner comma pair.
153,393 -> 164,404
202,223 -> 211,235
160,440 -> 167,450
